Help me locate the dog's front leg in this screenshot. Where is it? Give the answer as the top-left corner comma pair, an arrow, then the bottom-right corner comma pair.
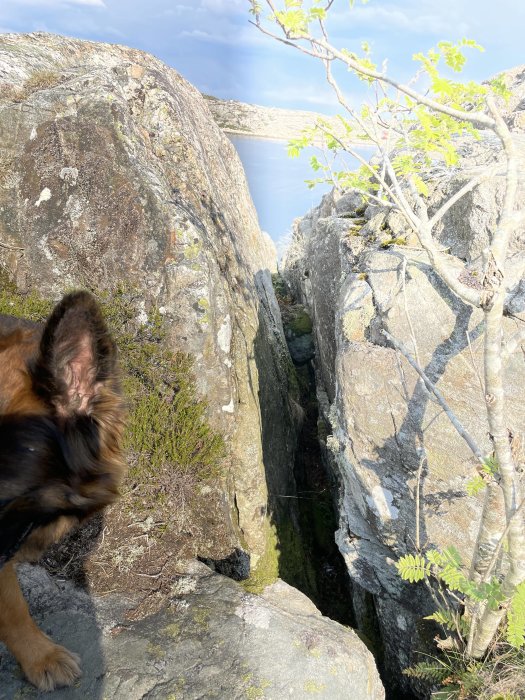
0,562 -> 81,691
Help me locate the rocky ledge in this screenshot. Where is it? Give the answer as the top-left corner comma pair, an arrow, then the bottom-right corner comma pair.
204,95 -> 342,142
0,562 -> 384,699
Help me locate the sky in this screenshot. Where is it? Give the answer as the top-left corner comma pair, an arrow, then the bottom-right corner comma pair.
0,0 -> 524,114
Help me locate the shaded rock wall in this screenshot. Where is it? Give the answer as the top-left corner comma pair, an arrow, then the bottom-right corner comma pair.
283,133 -> 525,689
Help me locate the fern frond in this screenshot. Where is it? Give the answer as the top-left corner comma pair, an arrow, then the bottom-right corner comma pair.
441,546 -> 463,568
424,608 -> 469,635
466,474 -> 486,496
403,661 -> 450,682
439,564 -> 469,592
426,549 -> 446,567
507,580 -> 525,648
396,553 -> 430,582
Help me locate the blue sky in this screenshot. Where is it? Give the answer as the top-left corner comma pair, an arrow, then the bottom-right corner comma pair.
0,0 -> 524,113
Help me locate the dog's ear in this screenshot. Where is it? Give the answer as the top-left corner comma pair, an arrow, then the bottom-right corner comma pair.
32,292 -> 117,417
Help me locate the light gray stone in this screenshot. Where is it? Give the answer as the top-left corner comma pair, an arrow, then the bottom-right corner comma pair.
0,562 -> 384,700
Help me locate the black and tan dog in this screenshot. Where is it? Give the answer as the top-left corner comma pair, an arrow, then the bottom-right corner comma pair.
0,291 -> 126,691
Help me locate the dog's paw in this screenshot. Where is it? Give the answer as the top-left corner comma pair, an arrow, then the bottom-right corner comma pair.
22,642 -> 81,692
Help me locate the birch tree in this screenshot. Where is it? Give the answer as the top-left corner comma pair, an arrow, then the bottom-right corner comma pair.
250,0 -> 525,662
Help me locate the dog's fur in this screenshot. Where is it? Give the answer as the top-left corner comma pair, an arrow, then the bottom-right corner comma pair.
0,291 -> 126,691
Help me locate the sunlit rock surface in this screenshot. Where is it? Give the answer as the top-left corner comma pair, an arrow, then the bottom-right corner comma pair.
283,128 -> 525,689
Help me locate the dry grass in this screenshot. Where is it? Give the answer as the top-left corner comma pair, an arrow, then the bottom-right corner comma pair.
0,71 -> 62,103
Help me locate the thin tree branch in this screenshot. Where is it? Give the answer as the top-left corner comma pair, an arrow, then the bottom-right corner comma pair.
255,4 -> 496,128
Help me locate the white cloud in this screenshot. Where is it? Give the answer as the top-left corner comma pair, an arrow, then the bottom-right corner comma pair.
158,5 -> 201,17
332,3 -> 469,36
200,0 -> 244,14
5,0 -> 106,7
178,25 -> 268,48
261,85 -> 341,110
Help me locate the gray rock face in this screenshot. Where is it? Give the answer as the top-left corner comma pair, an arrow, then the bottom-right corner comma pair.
0,561 -> 384,699
0,34 -> 384,698
0,32 -> 296,568
283,134 -> 525,687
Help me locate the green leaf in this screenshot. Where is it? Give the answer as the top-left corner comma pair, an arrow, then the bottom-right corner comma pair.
490,74 -> 512,102
426,550 -> 447,567
466,474 -> 486,496
507,581 -> 525,648
396,554 -> 430,583
403,661 -> 450,682
412,174 -> 429,197
310,155 -> 322,171
482,456 -> 499,476
442,546 -> 463,568
424,608 -> 468,634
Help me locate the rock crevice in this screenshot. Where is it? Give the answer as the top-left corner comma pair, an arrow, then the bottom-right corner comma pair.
282,132 -> 525,692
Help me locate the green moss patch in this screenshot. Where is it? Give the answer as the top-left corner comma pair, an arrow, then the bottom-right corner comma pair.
241,523 -> 280,594
288,309 -> 313,336
0,273 -> 52,320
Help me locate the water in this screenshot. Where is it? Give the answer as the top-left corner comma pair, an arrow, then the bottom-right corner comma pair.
229,134 -> 373,252
229,134 -> 331,249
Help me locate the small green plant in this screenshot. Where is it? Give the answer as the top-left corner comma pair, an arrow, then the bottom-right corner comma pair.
403,646 -> 525,699
288,308 -> 313,336
94,285 -> 225,482
396,545 -> 525,698
380,236 -> 407,248
0,279 -> 225,486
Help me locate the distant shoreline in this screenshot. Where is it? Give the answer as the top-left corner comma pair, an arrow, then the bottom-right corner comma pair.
225,128 -> 372,148
204,95 -> 371,147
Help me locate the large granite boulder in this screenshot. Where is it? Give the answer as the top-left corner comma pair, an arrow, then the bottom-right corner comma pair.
283,131 -> 525,691
0,561 -> 384,699
0,32 -> 297,574
0,33 -> 384,698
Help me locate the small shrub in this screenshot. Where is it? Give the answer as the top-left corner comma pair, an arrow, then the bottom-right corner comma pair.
23,70 -> 62,93
0,71 -> 62,104
94,285 -> 225,482
0,82 -> 25,103
0,279 -> 225,486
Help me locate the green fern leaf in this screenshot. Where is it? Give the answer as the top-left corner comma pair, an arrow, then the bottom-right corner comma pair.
426,549 -> 446,567
466,474 -> 486,496
424,608 -> 468,635
441,546 -> 463,568
396,554 -> 430,583
440,564 -> 469,592
403,661 -> 449,682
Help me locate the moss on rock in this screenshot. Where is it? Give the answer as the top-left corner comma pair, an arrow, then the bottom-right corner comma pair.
288,309 -> 313,336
